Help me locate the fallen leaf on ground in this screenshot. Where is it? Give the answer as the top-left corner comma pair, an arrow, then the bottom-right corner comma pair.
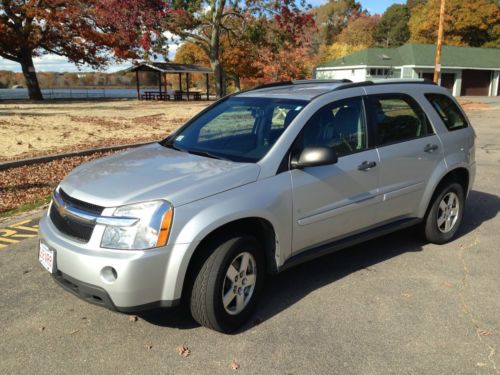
128,315 -> 139,322
0,151 -> 115,213
176,344 -> 191,357
145,344 -> 153,350
69,329 -> 80,335
39,326 -> 46,332
477,329 -> 494,336
230,360 -> 240,370
401,293 -> 412,298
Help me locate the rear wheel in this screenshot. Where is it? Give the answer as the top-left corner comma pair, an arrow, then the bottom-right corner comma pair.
422,182 -> 465,244
190,235 -> 264,333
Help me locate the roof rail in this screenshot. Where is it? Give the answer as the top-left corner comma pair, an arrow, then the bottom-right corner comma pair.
292,79 -> 352,85
252,79 -> 352,91
331,79 -> 437,92
253,81 -> 293,90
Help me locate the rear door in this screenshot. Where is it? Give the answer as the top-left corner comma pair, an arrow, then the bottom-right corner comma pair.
366,93 -> 443,222
290,96 -> 380,253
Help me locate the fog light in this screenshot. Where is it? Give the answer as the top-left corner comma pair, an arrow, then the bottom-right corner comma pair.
101,266 -> 117,283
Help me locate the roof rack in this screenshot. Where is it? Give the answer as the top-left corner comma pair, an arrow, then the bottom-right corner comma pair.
253,79 -> 352,91
331,79 -> 437,92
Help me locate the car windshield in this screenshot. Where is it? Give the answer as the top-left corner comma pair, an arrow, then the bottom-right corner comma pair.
163,96 -> 308,162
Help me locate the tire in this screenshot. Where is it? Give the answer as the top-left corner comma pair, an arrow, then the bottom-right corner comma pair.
190,234 -> 265,333
422,182 -> 465,244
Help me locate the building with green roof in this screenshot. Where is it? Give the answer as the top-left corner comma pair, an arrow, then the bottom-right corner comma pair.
314,44 -> 500,96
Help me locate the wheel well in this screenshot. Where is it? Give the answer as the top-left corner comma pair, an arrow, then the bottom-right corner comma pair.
181,217 -> 278,301
431,167 -> 469,205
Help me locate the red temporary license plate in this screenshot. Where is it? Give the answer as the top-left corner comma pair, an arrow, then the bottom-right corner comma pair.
39,241 -> 55,274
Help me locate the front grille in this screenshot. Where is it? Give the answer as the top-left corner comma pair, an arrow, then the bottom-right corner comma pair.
49,189 -> 104,242
58,189 -> 104,215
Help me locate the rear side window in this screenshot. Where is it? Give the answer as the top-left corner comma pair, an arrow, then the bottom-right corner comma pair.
425,94 -> 468,131
367,94 -> 433,146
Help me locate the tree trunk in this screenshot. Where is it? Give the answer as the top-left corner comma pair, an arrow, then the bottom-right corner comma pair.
209,0 -> 226,98
234,74 -> 241,92
20,51 -> 43,100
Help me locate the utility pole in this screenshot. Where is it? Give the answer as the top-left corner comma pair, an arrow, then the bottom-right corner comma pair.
433,0 -> 446,83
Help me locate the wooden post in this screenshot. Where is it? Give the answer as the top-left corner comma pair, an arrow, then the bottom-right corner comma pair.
158,71 -> 162,95
135,70 -> 140,100
433,0 -> 446,83
164,73 -> 168,99
206,74 -> 209,100
178,73 -> 182,93
186,73 -> 190,101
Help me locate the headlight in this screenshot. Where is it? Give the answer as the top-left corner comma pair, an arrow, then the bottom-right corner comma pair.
100,200 -> 173,250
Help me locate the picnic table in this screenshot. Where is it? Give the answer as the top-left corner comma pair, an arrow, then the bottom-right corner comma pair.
174,90 -> 202,101
141,91 -> 170,101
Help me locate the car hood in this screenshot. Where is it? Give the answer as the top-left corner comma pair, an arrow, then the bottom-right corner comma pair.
60,143 -> 260,208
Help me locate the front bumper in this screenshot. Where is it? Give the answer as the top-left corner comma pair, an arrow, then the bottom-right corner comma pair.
39,212 -> 186,311
52,271 -> 178,313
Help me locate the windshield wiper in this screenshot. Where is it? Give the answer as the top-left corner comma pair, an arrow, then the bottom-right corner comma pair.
162,142 -> 228,161
186,149 -> 229,161
162,142 -> 186,152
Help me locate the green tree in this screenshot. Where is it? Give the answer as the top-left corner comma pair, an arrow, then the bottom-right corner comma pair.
374,4 -> 410,48
409,0 -> 500,47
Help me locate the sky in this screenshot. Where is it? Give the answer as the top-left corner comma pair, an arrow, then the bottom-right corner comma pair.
0,0 -> 405,74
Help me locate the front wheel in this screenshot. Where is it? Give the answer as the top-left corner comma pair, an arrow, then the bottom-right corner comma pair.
190,235 -> 264,333
422,182 -> 465,244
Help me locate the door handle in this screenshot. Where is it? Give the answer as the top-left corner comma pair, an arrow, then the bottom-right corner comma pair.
424,144 -> 439,153
358,161 -> 377,171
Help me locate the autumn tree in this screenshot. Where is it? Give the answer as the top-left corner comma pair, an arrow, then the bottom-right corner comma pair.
409,0 -> 500,47
0,0 -> 167,100
164,0 -> 313,98
311,0 -> 363,50
174,43 -> 210,65
337,14 -> 379,47
315,14 -> 378,65
373,4 -> 410,48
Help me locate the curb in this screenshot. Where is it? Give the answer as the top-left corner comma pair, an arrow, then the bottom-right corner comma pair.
0,141 -> 154,171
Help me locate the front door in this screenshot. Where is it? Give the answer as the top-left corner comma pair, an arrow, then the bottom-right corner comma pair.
290,97 -> 380,254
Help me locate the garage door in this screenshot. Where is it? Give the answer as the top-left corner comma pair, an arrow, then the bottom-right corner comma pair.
440,73 -> 455,92
461,70 -> 492,96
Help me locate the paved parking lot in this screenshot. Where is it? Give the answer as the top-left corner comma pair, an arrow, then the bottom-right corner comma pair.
1,101 -> 499,374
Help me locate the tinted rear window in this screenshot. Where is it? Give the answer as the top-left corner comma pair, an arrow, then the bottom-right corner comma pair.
425,94 -> 468,131
367,94 -> 433,146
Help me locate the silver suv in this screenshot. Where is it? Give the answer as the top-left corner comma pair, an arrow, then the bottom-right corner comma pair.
39,80 -> 475,332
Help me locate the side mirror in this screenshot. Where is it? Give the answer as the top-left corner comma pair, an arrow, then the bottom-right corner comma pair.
291,147 -> 338,169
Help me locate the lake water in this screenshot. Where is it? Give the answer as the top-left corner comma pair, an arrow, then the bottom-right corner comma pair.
0,88 -> 140,100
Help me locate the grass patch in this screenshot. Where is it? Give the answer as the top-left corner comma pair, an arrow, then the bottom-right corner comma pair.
0,196 -> 51,218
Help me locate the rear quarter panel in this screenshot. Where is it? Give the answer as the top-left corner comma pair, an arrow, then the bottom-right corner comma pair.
411,87 -> 476,216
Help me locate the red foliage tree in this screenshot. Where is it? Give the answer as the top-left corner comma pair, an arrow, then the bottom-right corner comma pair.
0,0 -> 167,100
164,0 -> 315,97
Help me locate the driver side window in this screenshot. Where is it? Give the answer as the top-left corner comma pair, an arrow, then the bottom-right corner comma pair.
299,97 -> 367,157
